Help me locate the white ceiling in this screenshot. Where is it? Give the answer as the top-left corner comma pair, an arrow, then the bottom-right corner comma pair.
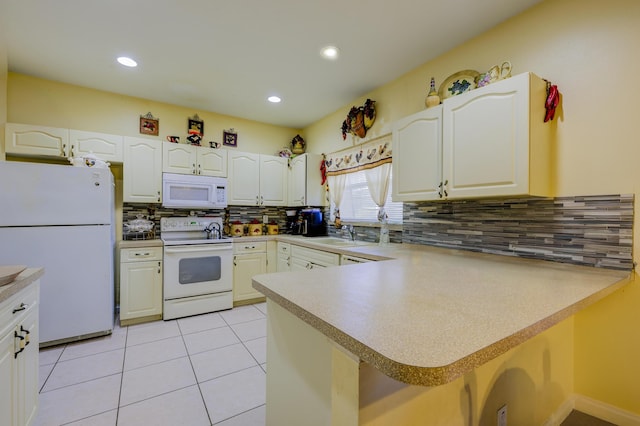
2,0 -> 542,129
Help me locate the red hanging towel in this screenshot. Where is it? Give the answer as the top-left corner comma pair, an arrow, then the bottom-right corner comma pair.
320,155 -> 327,185
544,83 -> 559,123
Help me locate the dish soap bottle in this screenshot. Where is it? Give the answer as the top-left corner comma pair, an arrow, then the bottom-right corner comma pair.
425,77 -> 440,108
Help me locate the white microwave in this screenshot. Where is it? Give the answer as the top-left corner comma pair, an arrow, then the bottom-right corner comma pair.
162,173 -> 228,209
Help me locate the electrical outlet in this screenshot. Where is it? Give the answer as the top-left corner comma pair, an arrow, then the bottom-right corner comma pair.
262,215 -> 268,223
497,404 -> 507,426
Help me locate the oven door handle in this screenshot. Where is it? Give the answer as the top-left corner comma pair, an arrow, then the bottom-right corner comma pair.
164,245 -> 232,254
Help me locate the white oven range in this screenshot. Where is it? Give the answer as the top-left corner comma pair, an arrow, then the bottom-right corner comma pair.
160,216 -> 233,320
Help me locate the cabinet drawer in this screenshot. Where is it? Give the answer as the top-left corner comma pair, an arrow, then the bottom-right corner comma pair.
120,247 -> 163,262
234,241 -> 267,254
291,245 -> 340,267
277,242 -> 291,255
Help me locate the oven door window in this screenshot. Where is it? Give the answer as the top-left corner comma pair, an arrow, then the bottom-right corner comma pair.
179,256 -> 221,284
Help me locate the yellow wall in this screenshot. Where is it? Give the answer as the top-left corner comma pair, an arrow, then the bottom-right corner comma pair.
6,73 -> 300,155
304,0 -> 640,416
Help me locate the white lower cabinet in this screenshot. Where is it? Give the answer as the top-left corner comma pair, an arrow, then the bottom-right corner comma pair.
0,282 -> 39,426
119,247 -> 163,326
276,242 -> 291,272
290,245 -> 340,270
233,241 -> 267,304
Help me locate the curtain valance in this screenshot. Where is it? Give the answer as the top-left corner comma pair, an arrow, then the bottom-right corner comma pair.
324,133 -> 391,176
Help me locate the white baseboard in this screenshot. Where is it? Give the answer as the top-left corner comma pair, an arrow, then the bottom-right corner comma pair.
546,394 -> 640,426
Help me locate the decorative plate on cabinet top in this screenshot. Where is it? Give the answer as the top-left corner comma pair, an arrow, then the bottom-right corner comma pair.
438,70 -> 480,100
0,265 -> 27,287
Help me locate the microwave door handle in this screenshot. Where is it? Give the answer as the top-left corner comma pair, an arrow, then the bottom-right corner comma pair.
164,245 -> 231,254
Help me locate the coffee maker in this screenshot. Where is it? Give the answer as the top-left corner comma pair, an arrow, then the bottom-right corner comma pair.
285,209 -> 301,234
300,208 -> 328,237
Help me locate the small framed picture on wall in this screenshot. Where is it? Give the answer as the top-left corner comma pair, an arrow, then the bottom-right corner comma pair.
139,113 -> 159,136
223,129 -> 237,147
188,114 -> 204,136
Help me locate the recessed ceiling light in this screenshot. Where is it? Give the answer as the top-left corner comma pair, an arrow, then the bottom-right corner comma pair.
267,96 -> 282,103
320,46 -> 340,60
117,56 -> 137,67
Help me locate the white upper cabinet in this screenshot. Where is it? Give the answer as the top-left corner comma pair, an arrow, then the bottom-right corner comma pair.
228,151 -> 287,206
69,130 -> 123,162
259,155 -> 288,206
392,72 -> 552,201
123,137 -> 162,203
288,153 -> 325,207
228,151 -> 260,205
5,123 -> 70,158
392,107 -> 443,201
163,143 -> 227,177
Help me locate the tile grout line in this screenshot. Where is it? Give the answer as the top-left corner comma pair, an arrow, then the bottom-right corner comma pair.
115,320 -> 128,425
176,316 -> 215,426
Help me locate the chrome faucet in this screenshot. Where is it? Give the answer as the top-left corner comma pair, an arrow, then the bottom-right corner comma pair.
342,224 -> 356,241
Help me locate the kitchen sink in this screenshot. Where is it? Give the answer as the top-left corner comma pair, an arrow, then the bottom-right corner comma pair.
309,237 -> 374,247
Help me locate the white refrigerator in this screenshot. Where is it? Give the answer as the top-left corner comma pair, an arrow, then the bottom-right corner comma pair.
0,161 -> 115,346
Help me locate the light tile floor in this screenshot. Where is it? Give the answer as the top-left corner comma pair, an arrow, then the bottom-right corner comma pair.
35,303 -> 268,426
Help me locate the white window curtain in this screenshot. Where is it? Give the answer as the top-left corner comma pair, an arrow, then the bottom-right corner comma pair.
364,162 -> 392,244
327,174 -> 347,225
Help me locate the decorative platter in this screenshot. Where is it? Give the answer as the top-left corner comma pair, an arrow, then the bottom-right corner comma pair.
0,265 -> 27,287
438,70 -> 480,100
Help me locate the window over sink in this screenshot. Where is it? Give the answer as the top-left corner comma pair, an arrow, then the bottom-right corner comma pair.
331,169 -> 403,225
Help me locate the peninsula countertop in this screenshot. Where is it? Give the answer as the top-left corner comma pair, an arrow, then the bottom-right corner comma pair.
0,267 -> 44,304
252,241 -> 633,386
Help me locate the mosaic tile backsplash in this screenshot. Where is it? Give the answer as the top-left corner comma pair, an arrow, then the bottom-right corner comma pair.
403,195 -> 634,270
124,194 -> 633,270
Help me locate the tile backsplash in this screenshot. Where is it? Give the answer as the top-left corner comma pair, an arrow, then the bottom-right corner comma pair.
124,194 -> 633,270
403,195 -> 634,270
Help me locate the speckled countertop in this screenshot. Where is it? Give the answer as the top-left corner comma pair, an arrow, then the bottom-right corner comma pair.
252,240 -> 633,386
117,239 -> 163,249
0,267 -> 44,304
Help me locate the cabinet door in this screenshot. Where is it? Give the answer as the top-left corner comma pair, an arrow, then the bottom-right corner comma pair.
392,107 -> 443,201
197,148 -> 227,177
233,253 -> 266,302
228,151 -> 260,206
260,155 -> 288,206
0,326 -> 17,426
288,155 -> 307,206
163,142 -> 197,175
16,304 -> 38,426
120,260 -> 163,320
442,72 -> 529,199
70,130 -> 124,163
123,137 -> 162,203
5,123 -> 69,158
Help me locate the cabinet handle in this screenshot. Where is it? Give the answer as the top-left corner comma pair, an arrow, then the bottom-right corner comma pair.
443,180 -> 448,197
158,261 -> 161,273
197,164 -> 201,175
260,195 -> 264,206
70,144 -> 75,158
157,191 -> 161,202
20,325 -> 30,345
14,330 -> 25,358
233,256 -> 237,266
13,303 -> 27,314
255,195 -> 259,205
61,144 -> 66,157
192,164 -> 196,174
134,252 -> 151,256
244,245 -> 256,250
